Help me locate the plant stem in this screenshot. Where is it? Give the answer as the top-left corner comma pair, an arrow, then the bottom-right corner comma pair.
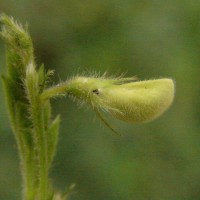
23,156 -> 37,200
41,82 -> 69,100
33,102 -> 48,200
25,63 -> 49,199
1,14 -> 63,200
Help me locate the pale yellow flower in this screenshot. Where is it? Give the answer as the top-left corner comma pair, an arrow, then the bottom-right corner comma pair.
67,76 -> 175,123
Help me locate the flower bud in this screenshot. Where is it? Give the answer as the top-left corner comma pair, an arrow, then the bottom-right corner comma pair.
67,77 -> 175,123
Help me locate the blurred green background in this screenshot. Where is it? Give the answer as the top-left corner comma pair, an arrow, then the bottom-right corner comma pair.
0,1 -> 200,200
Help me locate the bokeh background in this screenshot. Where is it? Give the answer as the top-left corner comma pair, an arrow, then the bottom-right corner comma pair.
0,1 -> 200,200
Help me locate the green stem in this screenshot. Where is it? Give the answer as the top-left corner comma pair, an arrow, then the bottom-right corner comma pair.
2,79 -> 38,200
1,14 -> 62,200
14,129 -> 35,200
41,82 -> 69,100
23,156 -> 37,200
32,100 -> 49,200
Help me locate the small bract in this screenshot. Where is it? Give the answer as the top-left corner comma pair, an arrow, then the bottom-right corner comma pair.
67,76 -> 175,123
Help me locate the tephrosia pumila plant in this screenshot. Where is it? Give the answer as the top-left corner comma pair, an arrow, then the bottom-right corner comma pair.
0,14 -> 175,200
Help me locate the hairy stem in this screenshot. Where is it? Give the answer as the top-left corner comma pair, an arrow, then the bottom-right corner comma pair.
33,102 -> 48,199
41,82 -> 70,100
1,14 -> 61,200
